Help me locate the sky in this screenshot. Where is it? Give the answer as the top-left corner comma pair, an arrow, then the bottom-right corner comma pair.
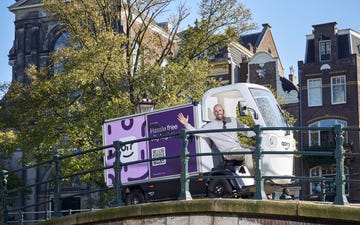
1,0 -> 14,84
1,0 -> 360,85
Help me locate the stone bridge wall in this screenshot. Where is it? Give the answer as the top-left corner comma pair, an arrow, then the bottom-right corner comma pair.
36,199 -> 360,225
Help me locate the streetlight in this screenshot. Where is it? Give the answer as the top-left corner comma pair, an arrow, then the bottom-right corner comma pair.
136,92 -> 156,113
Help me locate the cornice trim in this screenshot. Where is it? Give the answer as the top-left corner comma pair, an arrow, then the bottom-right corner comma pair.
9,3 -> 43,12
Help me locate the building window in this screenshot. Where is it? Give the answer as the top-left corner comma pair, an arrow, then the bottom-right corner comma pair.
308,119 -> 347,146
331,75 -> 346,104
307,78 -> 322,106
54,31 -> 70,50
319,40 -> 331,61
310,165 -> 349,198
54,32 -> 71,73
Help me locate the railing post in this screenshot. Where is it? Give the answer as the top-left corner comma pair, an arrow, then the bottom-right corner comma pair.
252,125 -> 267,200
333,124 -> 349,205
53,154 -> 62,217
178,129 -> 192,200
1,170 -> 8,225
46,210 -> 51,220
19,211 -> 24,225
112,141 -> 125,206
320,179 -> 326,202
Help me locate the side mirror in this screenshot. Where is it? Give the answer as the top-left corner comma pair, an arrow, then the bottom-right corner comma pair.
238,101 -> 258,120
238,101 -> 248,116
250,107 -> 259,120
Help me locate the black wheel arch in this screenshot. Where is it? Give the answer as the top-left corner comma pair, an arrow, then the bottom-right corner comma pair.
206,169 -> 239,191
123,185 -> 147,203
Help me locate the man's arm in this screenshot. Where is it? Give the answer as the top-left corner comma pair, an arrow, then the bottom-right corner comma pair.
177,113 -> 210,137
235,118 -> 255,137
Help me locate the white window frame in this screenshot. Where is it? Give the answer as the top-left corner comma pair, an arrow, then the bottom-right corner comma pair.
309,165 -> 349,197
308,119 -> 347,146
309,166 -> 321,195
319,40 -> 331,61
331,75 -> 346,104
307,78 -> 322,107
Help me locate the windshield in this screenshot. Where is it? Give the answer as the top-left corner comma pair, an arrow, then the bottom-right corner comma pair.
250,88 -> 288,127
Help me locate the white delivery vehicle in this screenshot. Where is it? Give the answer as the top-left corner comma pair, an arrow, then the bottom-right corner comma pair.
103,83 -> 295,204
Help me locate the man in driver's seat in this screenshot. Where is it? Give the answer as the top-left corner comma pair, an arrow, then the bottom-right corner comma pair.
177,104 -> 255,172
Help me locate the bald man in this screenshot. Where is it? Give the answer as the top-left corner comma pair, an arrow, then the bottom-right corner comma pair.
177,104 -> 255,171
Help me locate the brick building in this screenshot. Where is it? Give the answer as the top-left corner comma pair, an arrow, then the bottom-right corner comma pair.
209,23 -> 299,108
298,22 -> 360,202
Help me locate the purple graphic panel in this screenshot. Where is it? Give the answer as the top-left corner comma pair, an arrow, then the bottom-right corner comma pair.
103,116 -> 149,186
147,106 -> 197,178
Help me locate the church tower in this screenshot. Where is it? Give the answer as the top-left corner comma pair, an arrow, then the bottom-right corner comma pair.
8,0 -> 65,83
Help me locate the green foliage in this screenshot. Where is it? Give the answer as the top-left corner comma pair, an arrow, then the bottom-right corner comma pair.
302,145 -> 336,165
0,169 -> 31,207
0,0 -> 255,200
302,144 -> 353,165
134,60 -> 218,108
176,0 -> 256,61
0,130 -> 16,157
0,82 -> 16,155
236,104 -> 255,147
1,0 -> 255,160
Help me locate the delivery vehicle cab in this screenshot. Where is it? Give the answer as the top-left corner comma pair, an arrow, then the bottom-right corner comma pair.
103,83 -> 295,204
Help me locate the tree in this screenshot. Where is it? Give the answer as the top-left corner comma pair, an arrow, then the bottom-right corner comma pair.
177,0 -> 255,61
0,82 -> 16,159
1,0 -> 255,177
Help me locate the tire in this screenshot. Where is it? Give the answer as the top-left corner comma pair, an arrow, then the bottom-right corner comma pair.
207,178 -> 233,198
125,189 -> 145,205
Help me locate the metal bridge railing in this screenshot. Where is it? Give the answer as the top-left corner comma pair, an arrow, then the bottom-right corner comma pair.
1,125 -> 359,224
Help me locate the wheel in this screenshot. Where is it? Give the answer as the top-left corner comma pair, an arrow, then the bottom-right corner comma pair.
125,189 -> 145,205
207,178 -> 233,198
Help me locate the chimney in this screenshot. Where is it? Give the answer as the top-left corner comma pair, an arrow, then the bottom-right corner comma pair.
289,74 -> 297,84
288,66 -> 297,84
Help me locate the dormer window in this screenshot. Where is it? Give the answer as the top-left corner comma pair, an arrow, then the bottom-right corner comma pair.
319,40 -> 331,61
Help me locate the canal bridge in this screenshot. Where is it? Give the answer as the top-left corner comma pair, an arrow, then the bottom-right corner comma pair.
1,125 -> 360,224
35,199 -> 360,225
